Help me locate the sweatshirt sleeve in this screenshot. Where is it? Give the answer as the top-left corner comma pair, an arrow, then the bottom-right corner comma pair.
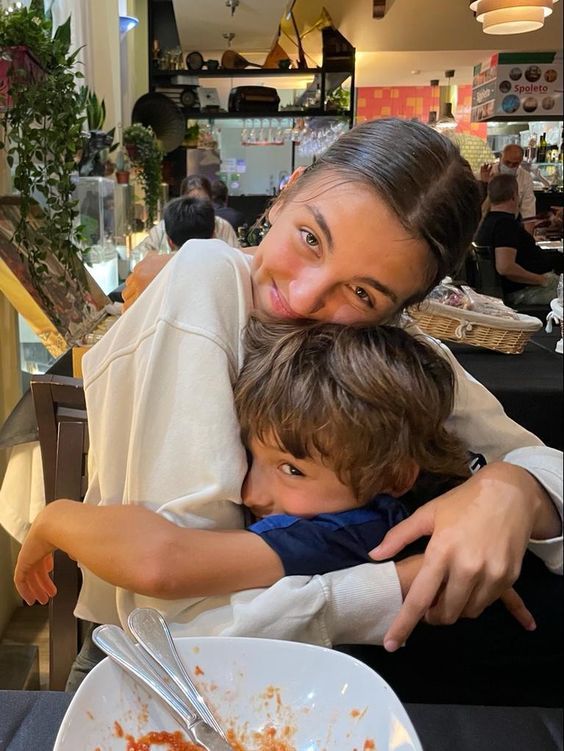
426,333 -> 563,573
172,562 -> 403,647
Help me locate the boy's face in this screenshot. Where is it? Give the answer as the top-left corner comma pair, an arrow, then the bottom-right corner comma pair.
241,436 -> 359,519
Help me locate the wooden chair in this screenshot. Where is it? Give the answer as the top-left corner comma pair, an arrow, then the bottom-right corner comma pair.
471,242 -> 505,299
30,374 -> 88,691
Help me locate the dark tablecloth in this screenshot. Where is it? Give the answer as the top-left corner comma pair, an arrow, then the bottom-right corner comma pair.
0,690 -> 561,751
451,328 -> 563,450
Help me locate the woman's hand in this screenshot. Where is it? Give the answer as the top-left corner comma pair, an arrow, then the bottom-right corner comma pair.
371,462 -> 560,651
14,521 -> 58,606
122,252 -> 173,311
395,554 -> 536,634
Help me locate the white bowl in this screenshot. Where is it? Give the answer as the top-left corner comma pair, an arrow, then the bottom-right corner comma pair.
54,636 -> 422,751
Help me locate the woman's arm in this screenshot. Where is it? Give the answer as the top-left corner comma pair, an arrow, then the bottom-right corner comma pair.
14,501 -> 283,605
368,332 -> 563,649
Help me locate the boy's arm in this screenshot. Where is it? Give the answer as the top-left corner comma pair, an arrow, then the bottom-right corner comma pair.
14,500 -> 284,605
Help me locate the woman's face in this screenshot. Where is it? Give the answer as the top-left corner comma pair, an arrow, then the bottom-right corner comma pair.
251,176 -> 433,325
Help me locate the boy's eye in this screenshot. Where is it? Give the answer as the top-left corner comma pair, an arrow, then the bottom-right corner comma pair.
280,463 -> 304,477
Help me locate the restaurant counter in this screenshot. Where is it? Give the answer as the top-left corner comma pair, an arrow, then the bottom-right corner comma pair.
0,689 -> 561,751
535,190 -> 564,214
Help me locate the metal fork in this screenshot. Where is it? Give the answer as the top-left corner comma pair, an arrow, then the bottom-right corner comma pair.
92,624 -> 234,751
127,608 -> 225,738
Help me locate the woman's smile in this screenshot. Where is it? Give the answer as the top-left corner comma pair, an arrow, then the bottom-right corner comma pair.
269,282 -> 302,320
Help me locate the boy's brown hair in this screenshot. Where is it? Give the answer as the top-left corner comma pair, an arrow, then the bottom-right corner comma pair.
235,316 -> 470,503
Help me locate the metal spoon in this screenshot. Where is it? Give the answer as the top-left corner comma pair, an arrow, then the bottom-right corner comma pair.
92,624 -> 234,751
128,608 -> 225,738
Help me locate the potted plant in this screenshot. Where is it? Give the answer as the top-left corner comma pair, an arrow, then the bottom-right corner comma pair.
114,149 -> 131,185
0,0 -> 87,314
123,123 -> 163,227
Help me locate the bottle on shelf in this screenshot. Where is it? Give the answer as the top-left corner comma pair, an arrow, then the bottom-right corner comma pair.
536,132 -> 547,163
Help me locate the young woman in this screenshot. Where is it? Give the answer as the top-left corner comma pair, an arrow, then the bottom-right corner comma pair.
63,119 -> 563,698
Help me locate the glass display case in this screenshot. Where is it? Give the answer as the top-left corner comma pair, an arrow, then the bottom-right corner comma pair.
531,162 -> 563,191
73,176 -> 118,294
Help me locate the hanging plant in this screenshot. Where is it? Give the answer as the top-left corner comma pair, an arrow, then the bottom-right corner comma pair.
123,123 -> 163,227
0,1 -> 87,320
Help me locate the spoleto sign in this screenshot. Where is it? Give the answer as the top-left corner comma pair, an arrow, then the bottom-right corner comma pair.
471,51 -> 562,122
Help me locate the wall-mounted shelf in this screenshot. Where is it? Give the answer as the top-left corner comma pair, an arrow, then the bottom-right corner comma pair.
179,109 -> 349,120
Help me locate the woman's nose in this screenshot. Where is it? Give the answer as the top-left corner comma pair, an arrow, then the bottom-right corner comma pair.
288,269 -> 332,317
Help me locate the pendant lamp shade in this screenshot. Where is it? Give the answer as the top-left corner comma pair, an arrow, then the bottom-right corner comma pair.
469,0 -> 559,34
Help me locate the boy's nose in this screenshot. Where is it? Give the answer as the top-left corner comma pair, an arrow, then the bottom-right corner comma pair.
241,469 -> 273,515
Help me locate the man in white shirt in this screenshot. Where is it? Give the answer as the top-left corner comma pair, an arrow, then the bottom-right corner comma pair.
480,144 -> 536,221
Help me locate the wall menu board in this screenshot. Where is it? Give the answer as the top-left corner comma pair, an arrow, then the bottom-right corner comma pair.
471,52 -> 562,122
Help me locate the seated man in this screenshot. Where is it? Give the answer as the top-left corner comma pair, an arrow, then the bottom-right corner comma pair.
479,144 -> 536,221
132,175 -> 239,258
211,178 -> 245,232
475,174 -> 560,307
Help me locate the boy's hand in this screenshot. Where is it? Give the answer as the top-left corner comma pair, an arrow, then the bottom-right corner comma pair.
14,524 -> 58,605
122,252 -> 172,311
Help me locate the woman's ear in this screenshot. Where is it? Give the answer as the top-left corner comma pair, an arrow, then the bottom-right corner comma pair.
285,166 -> 306,188
267,166 -> 306,225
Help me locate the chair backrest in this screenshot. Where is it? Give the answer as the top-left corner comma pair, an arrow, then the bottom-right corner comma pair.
30,374 -> 88,691
471,242 -> 505,300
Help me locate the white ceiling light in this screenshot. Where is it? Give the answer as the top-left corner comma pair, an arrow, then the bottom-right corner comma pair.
469,0 -> 559,34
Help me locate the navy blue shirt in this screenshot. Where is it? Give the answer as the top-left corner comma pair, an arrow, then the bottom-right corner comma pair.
247,495 -> 408,576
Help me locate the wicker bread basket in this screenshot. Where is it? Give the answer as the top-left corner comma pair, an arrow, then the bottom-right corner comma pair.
409,299 -> 542,355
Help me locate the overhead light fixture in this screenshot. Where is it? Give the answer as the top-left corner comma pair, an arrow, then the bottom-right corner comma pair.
226,0 -> 240,16
119,15 -> 139,36
427,79 -> 439,127
436,70 -> 457,131
469,0 -> 559,34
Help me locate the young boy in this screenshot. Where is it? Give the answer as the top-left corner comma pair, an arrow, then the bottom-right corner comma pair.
15,318 -> 470,605
163,195 -> 215,250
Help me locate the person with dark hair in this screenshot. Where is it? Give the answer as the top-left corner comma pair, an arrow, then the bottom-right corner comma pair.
17,318 -> 475,594
21,119 -> 561,703
163,196 -> 215,249
475,173 -> 560,306
131,174 -> 238,259
211,178 -> 245,232
479,143 -> 536,220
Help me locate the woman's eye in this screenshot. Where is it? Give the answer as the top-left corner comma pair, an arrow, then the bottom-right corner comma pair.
280,463 -> 304,477
352,286 -> 374,308
301,230 -> 319,248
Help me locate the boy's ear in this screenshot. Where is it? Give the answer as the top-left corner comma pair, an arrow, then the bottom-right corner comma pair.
166,235 -> 177,251
383,462 -> 420,498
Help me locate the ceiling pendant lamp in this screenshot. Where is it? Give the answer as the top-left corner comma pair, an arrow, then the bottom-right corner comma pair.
469,0 -> 559,34
436,71 -> 458,131
427,78 -> 439,128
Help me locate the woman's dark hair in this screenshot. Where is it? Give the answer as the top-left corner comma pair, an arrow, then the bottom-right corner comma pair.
180,174 -> 212,199
276,118 -> 482,303
211,179 -> 229,205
